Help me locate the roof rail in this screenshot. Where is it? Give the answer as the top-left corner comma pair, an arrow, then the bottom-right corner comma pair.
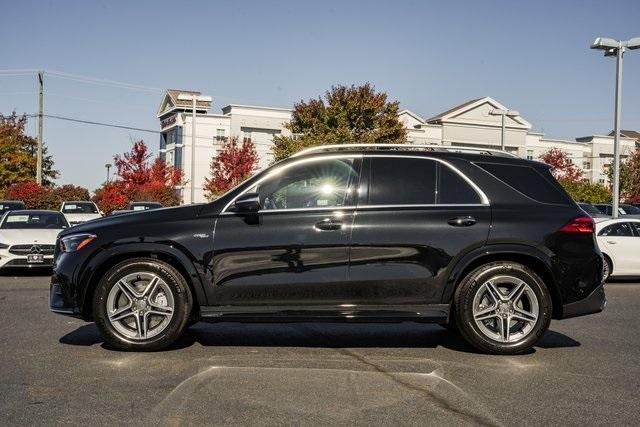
289,143 -> 519,158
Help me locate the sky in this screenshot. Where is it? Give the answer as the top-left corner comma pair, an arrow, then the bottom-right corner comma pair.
1,0 -> 639,190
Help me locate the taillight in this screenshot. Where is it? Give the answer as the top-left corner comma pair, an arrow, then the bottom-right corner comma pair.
559,216 -> 594,233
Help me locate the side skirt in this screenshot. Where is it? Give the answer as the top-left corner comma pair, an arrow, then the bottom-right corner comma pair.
199,304 -> 450,323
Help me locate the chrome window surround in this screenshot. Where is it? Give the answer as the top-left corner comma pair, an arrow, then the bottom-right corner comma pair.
221,153 -> 489,214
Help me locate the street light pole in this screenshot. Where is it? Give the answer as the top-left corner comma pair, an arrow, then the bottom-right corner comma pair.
105,163 -> 112,183
591,37 -> 640,219
36,71 -> 44,184
177,93 -> 212,204
612,44 -> 624,219
489,109 -> 519,152
191,96 -> 196,204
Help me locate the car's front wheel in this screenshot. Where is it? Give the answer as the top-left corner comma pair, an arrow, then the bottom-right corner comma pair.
454,261 -> 552,355
94,258 -> 192,351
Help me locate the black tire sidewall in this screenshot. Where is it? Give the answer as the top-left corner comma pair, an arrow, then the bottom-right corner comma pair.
454,262 -> 552,355
94,258 -> 192,351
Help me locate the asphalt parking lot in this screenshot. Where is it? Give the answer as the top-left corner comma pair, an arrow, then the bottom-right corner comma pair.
0,272 -> 638,426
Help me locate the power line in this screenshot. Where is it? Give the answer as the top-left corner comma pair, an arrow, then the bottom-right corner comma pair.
21,113 -> 276,146
46,70 -> 164,93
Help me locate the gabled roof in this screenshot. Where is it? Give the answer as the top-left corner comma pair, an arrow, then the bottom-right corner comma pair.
398,109 -> 425,124
156,89 -> 211,117
425,96 -> 532,129
609,129 -> 640,141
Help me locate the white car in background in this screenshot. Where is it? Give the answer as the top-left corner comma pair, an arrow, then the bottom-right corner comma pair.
596,218 -> 640,280
0,210 -> 69,269
60,201 -> 102,226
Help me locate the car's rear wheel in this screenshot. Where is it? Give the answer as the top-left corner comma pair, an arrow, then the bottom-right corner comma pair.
94,258 -> 192,351
454,261 -> 552,355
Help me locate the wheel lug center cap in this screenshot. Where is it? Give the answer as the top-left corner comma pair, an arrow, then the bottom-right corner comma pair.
134,299 -> 148,311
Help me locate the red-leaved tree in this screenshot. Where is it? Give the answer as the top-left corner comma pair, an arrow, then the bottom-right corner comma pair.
93,140 -> 184,213
539,148 -> 584,182
203,136 -> 258,200
7,181 -> 90,209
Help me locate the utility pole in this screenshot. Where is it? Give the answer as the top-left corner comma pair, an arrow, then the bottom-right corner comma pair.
489,109 -> 519,152
36,70 -> 44,184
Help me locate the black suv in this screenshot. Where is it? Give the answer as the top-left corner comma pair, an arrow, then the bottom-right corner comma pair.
50,145 -> 605,354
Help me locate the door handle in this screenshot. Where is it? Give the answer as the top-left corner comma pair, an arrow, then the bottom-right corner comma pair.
448,216 -> 477,227
315,218 -> 342,231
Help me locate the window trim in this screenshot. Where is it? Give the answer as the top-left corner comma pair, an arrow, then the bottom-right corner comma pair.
221,153 -> 489,215
362,154 -> 489,206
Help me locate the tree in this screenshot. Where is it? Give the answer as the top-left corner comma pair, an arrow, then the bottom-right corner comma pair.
539,148 -> 584,182
272,83 -> 407,161
93,140 -> 183,213
6,181 -> 57,209
0,112 -> 58,190
559,178 -> 611,203
608,147 -> 640,203
92,183 -> 128,214
52,184 -> 91,202
203,136 -> 257,200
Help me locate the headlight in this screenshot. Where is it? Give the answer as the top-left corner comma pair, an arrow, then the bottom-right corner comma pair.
60,234 -> 96,252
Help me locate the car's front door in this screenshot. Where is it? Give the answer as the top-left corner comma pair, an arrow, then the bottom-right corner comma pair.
210,155 -> 362,307
349,155 -> 491,306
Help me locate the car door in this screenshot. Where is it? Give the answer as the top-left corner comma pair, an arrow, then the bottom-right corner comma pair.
599,221 -> 636,275
210,155 -> 362,306
349,155 -> 491,305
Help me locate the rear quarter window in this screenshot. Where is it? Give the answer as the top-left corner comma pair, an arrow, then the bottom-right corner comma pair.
476,162 -> 571,204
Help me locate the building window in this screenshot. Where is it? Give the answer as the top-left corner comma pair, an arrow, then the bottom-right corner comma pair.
598,178 -> 605,184
526,150 -> 533,160
583,161 -> 591,169
243,129 -> 252,143
215,129 -> 226,142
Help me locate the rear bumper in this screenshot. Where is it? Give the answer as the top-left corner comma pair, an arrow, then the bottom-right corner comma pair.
561,284 -> 606,319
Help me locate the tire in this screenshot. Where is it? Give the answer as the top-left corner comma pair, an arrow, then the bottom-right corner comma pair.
602,255 -> 612,282
454,261 -> 552,355
94,258 -> 193,351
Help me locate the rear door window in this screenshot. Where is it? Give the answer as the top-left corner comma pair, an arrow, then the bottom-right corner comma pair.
368,157 -> 437,205
476,162 -> 571,204
366,157 -> 482,206
599,222 -> 634,237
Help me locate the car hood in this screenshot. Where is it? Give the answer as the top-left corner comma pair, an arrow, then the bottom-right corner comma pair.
0,228 -> 63,245
63,213 -> 102,223
58,203 -> 207,237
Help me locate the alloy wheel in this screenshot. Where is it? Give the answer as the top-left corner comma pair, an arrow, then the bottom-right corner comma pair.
472,275 -> 539,343
106,272 -> 174,340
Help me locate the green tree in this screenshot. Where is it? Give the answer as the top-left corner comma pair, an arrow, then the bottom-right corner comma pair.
272,84 -> 406,161
559,178 -> 611,203
0,112 -> 58,190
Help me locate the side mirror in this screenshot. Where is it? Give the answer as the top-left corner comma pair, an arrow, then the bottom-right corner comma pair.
233,192 -> 261,212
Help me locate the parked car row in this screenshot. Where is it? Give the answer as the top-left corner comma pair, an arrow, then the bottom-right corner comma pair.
0,200 -> 163,269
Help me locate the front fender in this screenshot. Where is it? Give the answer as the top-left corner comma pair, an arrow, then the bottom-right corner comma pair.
78,242 -> 208,316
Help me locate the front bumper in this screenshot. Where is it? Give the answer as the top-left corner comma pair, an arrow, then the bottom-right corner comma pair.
561,284 -> 606,319
49,282 -> 81,317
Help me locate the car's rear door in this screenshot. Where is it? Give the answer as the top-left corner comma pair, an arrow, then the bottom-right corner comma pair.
349,155 -> 491,305
600,221 -> 637,275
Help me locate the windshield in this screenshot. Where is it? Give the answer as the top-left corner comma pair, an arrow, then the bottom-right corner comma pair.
0,202 -> 25,212
620,205 -> 640,214
1,212 -> 69,229
62,202 -> 98,214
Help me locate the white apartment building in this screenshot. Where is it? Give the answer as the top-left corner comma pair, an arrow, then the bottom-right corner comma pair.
158,91 -> 638,204
157,90 -> 292,203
